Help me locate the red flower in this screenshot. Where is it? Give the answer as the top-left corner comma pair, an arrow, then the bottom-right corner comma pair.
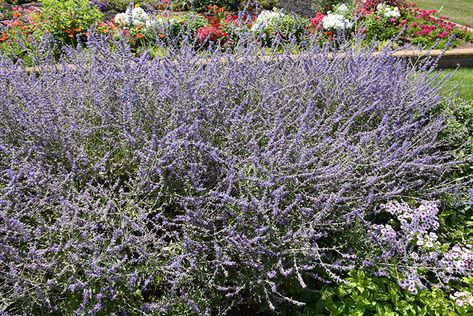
224,15 -> 239,23
196,26 -> 225,42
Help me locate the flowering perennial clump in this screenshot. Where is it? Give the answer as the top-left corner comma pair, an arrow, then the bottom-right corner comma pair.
309,1 -> 472,48
376,3 -> 401,18
0,34 -> 468,314
250,9 -> 284,31
366,202 -> 473,294
114,4 -> 153,29
322,4 -> 354,31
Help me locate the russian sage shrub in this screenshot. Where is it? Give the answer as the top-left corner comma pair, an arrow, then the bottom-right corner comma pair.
0,35 -> 464,314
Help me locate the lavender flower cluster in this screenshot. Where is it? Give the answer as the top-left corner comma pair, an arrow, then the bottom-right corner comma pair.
0,34 -> 465,314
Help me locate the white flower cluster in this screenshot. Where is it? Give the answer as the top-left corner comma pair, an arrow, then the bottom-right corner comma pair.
322,4 -> 353,31
114,5 -> 155,29
416,232 -> 440,249
384,201 -> 440,240
451,291 -> 473,307
376,3 -> 401,18
441,245 -> 473,274
250,9 -> 285,32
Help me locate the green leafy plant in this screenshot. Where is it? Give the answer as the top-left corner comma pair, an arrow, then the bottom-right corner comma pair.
153,12 -> 209,44
363,10 -> 405,43
439,96 -> 473,243
0,5 -> 48,65
5,0 -> 36,4
38,0 -> 103,45
172,0 -> 243,11
301,271 -> 473,316
257,0 -> 279,10
312,0 -> 350,13
251,9 -> 308,46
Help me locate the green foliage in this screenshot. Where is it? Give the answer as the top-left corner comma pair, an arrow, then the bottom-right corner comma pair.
439,96 -> 473,243
311,0 -> 350,12
0,31 -> 49,66
300,271 -> 473,316
102,0 -> 134,11
252,10 -> 308,47
158,12 -> 209,42
258,0 -> 279,10
442,97 -> 473,154
171,0 -> 243,11
0,6 -> 50,65
105,0 -> 164,11
39,0 -> 103,45
5,0 -> 35,4
363,13 -> 403,43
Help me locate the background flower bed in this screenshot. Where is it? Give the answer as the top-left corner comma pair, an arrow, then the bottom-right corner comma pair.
0,0 -> 472,66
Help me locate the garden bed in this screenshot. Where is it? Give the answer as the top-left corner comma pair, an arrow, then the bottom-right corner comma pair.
1,0 -> 472,67
0,1 -> 472,315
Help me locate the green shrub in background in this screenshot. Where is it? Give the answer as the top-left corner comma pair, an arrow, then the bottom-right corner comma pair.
39,0 -> 103,45
104,0 -> 165,11
5,0 -> 36,4
257,0 -> 279,10
311,0 -> 351,13
176,0 -> 243,11
299,271 -> 473,316
250,9 -> 308,47
155,12 -> 209,42
439,96 -> 473,244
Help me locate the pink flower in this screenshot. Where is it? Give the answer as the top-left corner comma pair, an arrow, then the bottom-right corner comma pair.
309,12 -> 326,31
400,19 -> 407,25
410,22 -> 417,27
437,31 -> 449,39
389,18 -> 397,23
